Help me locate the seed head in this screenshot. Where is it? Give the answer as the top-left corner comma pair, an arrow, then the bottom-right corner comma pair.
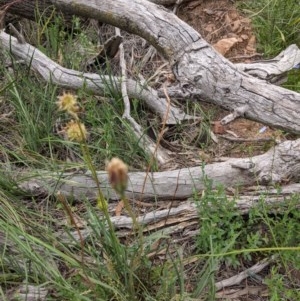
57,92 -> 79,117
106,158 -> 128,195
65,120 -> 87,142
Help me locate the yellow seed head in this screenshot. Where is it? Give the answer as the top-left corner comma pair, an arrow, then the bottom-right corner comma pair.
106,158 -> 128,195
57,92 -> 79,116
65,120 -> 87,142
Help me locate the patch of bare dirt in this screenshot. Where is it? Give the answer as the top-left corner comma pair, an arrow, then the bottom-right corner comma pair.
178,0 -> 259,61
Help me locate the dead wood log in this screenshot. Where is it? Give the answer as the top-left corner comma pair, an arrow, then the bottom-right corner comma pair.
0,0 -> 77,28
56,184 -> 300,245
47,0 -> 300,134
18,139 -> 300,201
215,257 -> 272,291
164,44 -> 300,99
2,1 -> 300,132
0,0 -> 189,22
0,30 -> 190,125
235,44 -> 300,83
112,186 -> 300,228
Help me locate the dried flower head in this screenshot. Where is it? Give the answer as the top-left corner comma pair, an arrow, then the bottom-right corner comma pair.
65,120 -> 87,142
57,92 -> 79,116
106,157 -> 128,195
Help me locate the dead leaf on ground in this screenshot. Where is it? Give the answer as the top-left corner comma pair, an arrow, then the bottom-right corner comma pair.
246,35 -> 256,53
213,37 -> 239,55
231,20 -> 242,32
204,23 -> 215,33
213,121 -> 226,134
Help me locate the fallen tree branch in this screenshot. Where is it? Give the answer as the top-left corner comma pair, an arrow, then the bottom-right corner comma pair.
0,30 -> 191,125
235,44 -> 300,83
46,0 -> 300,134
56,186 -> 300,244
220,135 -> 274,143
216,286 -> 269,299
158,45 -> 300,103
0,0 -> 192,18
18,139 -> 300,201
215,257 -> 272,290
161,45 -> 300,98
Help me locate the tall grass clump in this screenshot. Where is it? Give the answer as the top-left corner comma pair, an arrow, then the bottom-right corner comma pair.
56,91 -> 137,297
0,88 -> 160,300
238,0 -> 300,57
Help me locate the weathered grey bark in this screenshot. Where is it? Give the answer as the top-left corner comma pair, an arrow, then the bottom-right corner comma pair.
0,0 -> 188,26
162,44 -> 300,99
0,0 -> 75,26
2,0 -> 300,133
235,44 -> 300,83
215,258 -> 272,291
54,185 -> 300,245
43,0 -> 300,135
0,30 -> 189,125
19,139 -> 300,201
5,28 -> 298,126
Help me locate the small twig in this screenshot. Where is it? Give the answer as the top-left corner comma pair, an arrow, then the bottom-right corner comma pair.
227,53 -> 263,61
221,105 -> 249,125
140,83 -> 172,198
173,0 -> 184,13
231,161 -> 255,170
215,257 -> 272,290
146,62 -> 169,83
8,23 -> 25,44
221,135 -> 274,143
115,28 -> 130,118
140,46 -> 157,70
115,27 -> 169,165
